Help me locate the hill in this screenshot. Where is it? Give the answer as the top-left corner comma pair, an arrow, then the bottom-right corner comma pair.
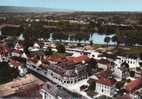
0,6 -> 74,13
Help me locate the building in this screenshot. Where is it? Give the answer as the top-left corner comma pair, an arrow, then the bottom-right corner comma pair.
113,61 -> 130,80
27,55 -> 96,86
40,82 -> 87,99
97,59 -> 112,70
124,77 -> 142,93
95,77 -> 116,97
95,70 -> 117,97
115,56 -> 142,69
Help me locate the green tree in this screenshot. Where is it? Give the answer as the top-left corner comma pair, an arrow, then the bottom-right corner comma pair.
90,40 -> 93,46
88,83 -> 96,91
111,35 -> 118,47
104,36 -> 110,47
112,35 -> 118,43
45,47 -> 53,55
56,43 -> 65,53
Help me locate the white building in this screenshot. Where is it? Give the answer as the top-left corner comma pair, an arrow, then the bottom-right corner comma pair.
115,56 -> 142,69
40,82 -> 87,99
95,77 -> 116,97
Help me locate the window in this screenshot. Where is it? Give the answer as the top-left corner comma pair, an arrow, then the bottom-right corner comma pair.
102,89 -> 104,92
67,81 -> 70,83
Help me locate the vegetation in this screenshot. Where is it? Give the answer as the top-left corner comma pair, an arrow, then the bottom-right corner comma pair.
45,47 -> 53,55
111,35 -> 118,47
88,83 -> 96,91
115,30 -> 142,47
90,40 -> 93,46
104,36 -> 111,47
56,43 -> 66,53
115,80 -> 126,89
0,62 -> 18,84
1,12 -> 142,47
53,52 -> 72,56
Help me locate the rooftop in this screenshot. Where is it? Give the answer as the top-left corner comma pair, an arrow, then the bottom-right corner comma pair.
125,77 -> 142,93
42,81 -> 87,99
96,77 -> 116,86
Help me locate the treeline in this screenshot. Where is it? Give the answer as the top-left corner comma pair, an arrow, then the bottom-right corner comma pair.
1,20 -> 142,45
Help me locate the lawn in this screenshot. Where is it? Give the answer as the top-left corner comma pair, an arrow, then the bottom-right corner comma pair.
53,52 -> 73,56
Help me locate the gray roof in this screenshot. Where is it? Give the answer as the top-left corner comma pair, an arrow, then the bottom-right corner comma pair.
42,82 -> 87,99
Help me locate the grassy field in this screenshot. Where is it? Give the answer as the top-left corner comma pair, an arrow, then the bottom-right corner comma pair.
53,52 -> 73,56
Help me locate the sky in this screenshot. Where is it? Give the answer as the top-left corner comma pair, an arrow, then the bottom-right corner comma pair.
0,0 -> 142,11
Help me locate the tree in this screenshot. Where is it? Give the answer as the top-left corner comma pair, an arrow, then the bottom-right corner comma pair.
45,47 -> 53,55
115,29 -> 125,48
88,82 -> 96,91
112,35 -> 118,43
104,36 -> 110,47
56,43 -> 65,53
0,62 -> 18,84
90,40 -> 93,46
111,35 -> 118,48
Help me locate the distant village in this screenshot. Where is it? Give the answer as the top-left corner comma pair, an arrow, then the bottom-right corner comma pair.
0,27 -> 142,99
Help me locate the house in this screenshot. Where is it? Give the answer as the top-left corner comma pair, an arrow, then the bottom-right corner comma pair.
11,49 -> 23,57
12,42 -> 24,57
97,59 -> 112,70
115,56 -> 142,69
17,33 -> 25,41
113,62 -> 130,80
95,69 -> 117,97
14,42 -> 24,51
9,57 -> 27,76
95,77 -> 117,97
40,82 -> 87,99
28,42 -> 41,52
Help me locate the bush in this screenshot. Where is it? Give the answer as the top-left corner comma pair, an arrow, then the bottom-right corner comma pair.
56,43 -> 65,53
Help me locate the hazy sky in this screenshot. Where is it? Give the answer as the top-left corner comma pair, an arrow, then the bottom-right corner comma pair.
0,0 -> 142,11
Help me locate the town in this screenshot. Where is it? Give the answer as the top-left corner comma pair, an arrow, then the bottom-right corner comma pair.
0,3 -> 142,99
0,27 -> 141,99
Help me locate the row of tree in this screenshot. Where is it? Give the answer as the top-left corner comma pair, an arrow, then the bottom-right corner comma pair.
104,30 -> 142,47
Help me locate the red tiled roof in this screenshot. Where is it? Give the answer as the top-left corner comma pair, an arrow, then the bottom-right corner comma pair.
125,78 -> 142,93
48,55 -> 90,64
96,77 -> 116,86
48,55 -> 67,62
70,55 -> 90,64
